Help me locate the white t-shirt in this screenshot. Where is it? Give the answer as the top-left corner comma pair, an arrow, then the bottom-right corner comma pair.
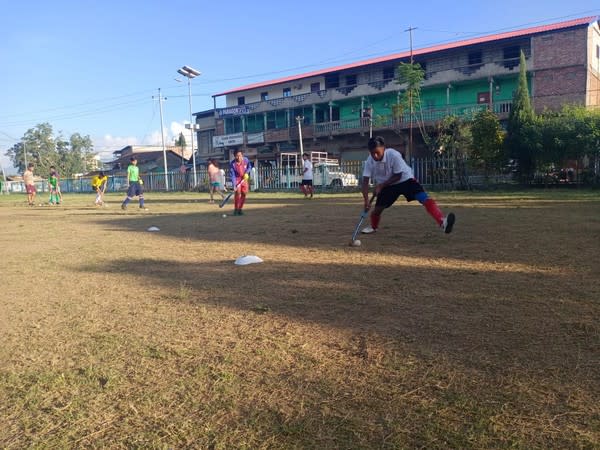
303,159 -> 313,180
363,148 -> 413,185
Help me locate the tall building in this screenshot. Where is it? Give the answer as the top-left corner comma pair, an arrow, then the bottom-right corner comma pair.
197,16 -> 600,163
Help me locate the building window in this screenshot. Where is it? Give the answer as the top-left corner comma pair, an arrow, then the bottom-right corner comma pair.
225,117 -> 243,134
267,110 -> 288,129
383,66 -> 395,80
283,87 -> 292,97
503,45 -> 520,69
468,50 -> 483,66
237,96 -> 245,105
418,62 -> 427,79
345,74 -> 357,86
246,114 -> 264,132
260,92 -> 269,101
325,73 -> 340,89
310,82 -> 320,93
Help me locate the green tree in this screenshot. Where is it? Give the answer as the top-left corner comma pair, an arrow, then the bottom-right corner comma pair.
471,109 -> 506,177
432,116 -> 473,158
395,62 -> 425,118
5,123 -> 95,176
505,50 -> 537,182
175,132 -> 186,148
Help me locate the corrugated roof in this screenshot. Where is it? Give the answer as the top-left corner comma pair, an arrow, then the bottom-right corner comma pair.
214,16 -> 597,97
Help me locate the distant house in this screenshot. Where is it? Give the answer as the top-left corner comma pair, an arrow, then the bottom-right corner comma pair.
108,145 -> 187,174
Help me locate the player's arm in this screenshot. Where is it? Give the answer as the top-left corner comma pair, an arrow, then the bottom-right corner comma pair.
230,162 -> 239,188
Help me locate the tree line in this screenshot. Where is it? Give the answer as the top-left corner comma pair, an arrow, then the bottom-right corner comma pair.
4,123 -> 95,178
401,53 -> 600,184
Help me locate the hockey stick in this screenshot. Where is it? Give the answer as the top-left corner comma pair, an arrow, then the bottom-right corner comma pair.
219,180 -> 243,208
350,193 -> 376,243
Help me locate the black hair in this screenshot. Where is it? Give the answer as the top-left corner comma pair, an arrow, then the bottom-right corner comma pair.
368,136 -> 385,151
234,149 -> 243,155
303,153 -> 309,158
130,157 -> 137,162
99,171 -> 105,177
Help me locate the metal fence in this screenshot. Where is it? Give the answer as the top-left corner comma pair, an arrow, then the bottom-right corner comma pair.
1,156 -> 520,195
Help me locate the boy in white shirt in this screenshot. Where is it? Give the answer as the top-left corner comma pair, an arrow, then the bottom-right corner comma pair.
361,136 -> 455,234
300,153 -> 314,198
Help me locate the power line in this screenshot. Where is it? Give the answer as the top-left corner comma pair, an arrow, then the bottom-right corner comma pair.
0,10 -> 597,130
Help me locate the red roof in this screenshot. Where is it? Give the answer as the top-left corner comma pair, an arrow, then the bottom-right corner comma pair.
214,16 -> 597,97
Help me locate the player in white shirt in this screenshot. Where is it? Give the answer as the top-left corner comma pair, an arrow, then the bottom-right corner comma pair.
361,136 -> 455,234
300,153 -> 314,199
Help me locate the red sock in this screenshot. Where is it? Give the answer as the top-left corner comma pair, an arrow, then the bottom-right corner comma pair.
423,199 -> 444,226
234,193 -> 241,209
371,213 -> 381,229
239,194 -> 246,209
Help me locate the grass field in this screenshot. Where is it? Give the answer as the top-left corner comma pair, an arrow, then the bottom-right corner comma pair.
0,190 -> 599,449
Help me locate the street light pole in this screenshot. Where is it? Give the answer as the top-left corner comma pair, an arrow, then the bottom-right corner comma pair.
154,88 -> 169,191
177,65 -> 201,188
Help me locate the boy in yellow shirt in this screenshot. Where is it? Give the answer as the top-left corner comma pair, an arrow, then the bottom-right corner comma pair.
91,171 -> 108,206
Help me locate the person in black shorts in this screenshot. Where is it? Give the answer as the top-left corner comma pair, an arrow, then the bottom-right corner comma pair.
300,153 -> 314,198
361,136 -> 455,234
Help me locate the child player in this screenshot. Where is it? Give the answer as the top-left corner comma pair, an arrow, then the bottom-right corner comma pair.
91,171 -> 108,206
207,159 -> 225,204
23,163 -> 36,206
48,167 -> 60,205
121,157 -> 146,210
300,153 -> 314,199
361,136 -> 455,235
50,165 -> 63,203
229,149 -> 252,216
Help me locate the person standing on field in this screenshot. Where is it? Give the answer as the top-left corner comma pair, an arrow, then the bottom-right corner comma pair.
23,164 -> 36,206
121,157 -> 146,210
361,136 -> 455,235
207,159 -> 225,204
300,153 -> 314,199
50,165 -> 63,203
229,149 -> 252,216
91,171 -> 108,206
48,167 -> 60,205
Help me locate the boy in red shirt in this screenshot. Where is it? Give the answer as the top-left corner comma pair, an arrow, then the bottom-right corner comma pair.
229,150 -> 252,216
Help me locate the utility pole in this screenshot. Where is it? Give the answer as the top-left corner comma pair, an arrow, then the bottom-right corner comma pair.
296,116 -> 304,176
405,26 -> 417,161
153,88 -> 169,191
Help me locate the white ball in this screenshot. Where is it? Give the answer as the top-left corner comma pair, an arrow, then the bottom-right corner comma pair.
222,214 -> 227,218
38,203 -> 42,207
352,239 -> 362,247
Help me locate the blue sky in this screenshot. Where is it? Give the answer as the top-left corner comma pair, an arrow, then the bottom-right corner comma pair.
0,0 -> 598,172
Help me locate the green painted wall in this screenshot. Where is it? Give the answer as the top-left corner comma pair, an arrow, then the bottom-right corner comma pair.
230,75 -> 529,133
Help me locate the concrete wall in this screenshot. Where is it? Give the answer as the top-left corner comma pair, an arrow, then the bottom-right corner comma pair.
587,22 -> 600,106
532,27 -> 589,110
225,75 -> 326,107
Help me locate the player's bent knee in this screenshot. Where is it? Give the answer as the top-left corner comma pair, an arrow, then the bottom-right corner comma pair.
415,191 -> 429,204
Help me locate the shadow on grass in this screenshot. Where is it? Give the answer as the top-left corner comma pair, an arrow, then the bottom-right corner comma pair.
77,256 -> 598,381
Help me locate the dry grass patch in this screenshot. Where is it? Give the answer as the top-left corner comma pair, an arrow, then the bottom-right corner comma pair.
0,190 -> 598,448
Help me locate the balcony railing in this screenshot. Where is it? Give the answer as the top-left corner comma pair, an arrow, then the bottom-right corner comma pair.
218,101 -> 513,143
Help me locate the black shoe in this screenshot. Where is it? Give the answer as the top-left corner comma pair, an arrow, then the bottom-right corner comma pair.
442,213 -> 455,234
121,204 -> 127,210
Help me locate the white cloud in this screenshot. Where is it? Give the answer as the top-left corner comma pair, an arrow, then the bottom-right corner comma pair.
93,134 -> 139,160
170,121 -> 185,138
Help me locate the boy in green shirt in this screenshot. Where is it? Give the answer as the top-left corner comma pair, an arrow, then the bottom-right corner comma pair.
48,167 -> 60,205
121,157 -> 146,210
